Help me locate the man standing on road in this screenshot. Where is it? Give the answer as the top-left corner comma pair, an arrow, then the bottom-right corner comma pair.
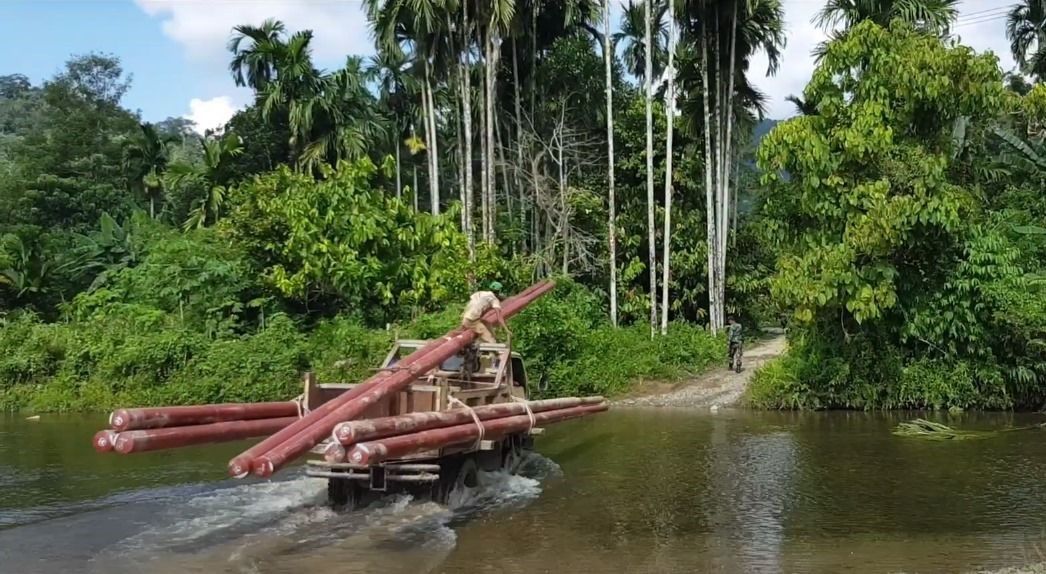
726,315 -> 743,371
461,281 -> 508,344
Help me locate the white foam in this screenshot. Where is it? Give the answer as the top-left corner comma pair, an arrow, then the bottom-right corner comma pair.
92,454 -> 562,572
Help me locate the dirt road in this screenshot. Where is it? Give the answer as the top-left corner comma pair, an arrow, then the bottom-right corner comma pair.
616,334 -> 787,409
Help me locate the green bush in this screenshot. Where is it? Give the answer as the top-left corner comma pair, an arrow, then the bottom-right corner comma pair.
1,280 -> 732,412
746,353 -> 816,410
543,323 -> 722,397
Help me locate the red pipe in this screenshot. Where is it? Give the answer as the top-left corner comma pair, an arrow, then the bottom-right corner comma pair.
227,280 -> 552,477
113,417 -> 298,454
109,402 -> 299,432
93,430 -> 118,453
248,281 -> 556,477
332,396 -> 605,446
347,402 -> 608,465
226,282 -> 552,475
225,318 -> 461,476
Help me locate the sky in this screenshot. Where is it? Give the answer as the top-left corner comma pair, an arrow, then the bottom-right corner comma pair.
0,0 -> 1020,134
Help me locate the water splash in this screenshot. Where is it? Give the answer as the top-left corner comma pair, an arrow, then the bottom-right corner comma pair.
84,455 -> 560,574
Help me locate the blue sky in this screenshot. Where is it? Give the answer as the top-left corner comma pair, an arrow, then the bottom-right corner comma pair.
0,0 -> 1018,133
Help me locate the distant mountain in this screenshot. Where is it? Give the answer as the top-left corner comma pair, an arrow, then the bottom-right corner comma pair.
753,118 -> 781,144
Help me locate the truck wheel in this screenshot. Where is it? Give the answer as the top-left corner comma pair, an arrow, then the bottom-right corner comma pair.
328,478 -> 361,509
436,456 -> 478,504
502,437 -> 522,473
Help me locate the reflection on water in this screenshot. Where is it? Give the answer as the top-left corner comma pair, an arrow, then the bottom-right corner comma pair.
2,410 -> 1046,573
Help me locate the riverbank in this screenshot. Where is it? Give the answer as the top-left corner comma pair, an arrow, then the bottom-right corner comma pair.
0,284 -> 727,412
616,334 -> 787,408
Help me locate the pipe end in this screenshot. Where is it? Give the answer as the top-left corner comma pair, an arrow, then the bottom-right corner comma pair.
252,459 -> 274,478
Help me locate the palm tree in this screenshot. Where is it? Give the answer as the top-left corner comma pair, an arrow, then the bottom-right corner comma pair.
228,19 -> 288,92
615,1 -> 668,81
369,47 -> 417,199
603,0 -> 618,327
660,0 -> 677,335
365,0 -> 453,216
166,133 -> 243,230
644,0 -> 658,335
230,21 -> 386,174
815,0 -> 959,33
123,122 -> 178,219
814,0 -> 959,59
785,94 -> 818,116
296,57 -> 388,173
677,0 -> 785,332
477,0 -> 517,243
1008,0 -> 1046,81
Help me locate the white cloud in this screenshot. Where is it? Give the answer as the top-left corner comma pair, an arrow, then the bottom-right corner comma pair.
134,0 -> 373,70
138,0 -> 1019,122
185,96 -> 240,134
750,0 -> 1018,119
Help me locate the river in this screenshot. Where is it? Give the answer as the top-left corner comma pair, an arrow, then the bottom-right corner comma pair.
1,408 -> 1045,573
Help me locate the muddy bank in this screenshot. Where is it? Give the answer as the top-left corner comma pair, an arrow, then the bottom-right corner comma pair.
616,335 -> 787,409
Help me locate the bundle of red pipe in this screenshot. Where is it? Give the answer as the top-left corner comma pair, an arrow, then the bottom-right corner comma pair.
89,281 -> 570,472
229,279 -> 557,478
92,401 -> 300,454
322,397 -> 608,464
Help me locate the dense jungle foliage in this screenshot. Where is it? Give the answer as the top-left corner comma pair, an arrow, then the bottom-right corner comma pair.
750,21 -> 1046,410
1,1 -> 1044,411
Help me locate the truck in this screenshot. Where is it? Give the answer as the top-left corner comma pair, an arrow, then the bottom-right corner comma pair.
303,339 -> 536,508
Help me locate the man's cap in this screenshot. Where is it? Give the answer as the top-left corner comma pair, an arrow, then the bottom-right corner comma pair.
488,281 -> 504,292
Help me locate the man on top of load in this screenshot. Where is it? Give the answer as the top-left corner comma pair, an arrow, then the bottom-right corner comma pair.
461,281 -> 508,344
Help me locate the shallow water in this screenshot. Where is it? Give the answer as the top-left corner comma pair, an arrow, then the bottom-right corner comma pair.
2,409 -> 1045,573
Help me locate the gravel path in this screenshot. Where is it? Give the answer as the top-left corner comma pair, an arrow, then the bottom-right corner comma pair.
616,334 -> 787,409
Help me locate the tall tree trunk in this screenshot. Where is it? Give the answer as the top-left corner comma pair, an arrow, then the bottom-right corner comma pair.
456,90 -> 467,233
603,0 -> 618,327
462,1 -> 475,260
512,36 -> 527,255
486,28 -> 501,244
427,75 -> 440,215
530,2 -> 537,121
557,122 -> 569,275
479,43 -> 490,242
660,1 -> 676,336
423,58 -> 440,216
420,78 -> 433,211
717,4 -> 738,326
413,163 -> 419,212
723,4 -> 740,251
495,110 -> 512,230
711,14 -> 726,331
701,25 -> 718,334
731,150 -> 740,246
644,0 -> 657,336
395,131 -> 403,200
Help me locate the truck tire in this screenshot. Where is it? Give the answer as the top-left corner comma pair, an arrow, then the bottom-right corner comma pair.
502,435 -> 522,473
435,456 -> 478,504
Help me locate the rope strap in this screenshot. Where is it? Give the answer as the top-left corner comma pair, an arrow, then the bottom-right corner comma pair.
293,394 -> 309,419
448,396 -> 485,451
511,395 -> 536,432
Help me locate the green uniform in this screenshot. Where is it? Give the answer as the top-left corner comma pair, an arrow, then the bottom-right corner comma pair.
727,322 -> 743,344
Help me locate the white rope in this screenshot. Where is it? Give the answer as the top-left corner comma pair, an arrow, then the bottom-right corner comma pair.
448,396 -> 485,451
293,394 -> 309,418
511,395 -> 536,432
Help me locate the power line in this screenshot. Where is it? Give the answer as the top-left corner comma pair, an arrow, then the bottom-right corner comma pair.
958,5 -> 1016,20
954,14 -> 1010,29
955,10 -> 1012,25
